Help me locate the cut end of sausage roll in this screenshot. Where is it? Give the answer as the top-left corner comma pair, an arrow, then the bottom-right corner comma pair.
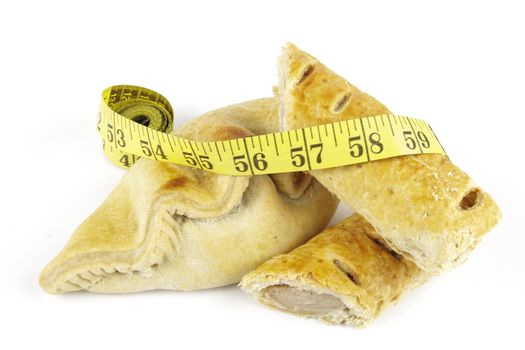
39,98 -> 339,294
240,214 -> 426,328
276,43 -> 502,274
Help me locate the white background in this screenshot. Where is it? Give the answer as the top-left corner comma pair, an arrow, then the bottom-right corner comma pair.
1,1 -> 523,349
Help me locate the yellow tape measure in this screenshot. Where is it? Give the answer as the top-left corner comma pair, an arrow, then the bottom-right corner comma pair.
98,85 -> 447,175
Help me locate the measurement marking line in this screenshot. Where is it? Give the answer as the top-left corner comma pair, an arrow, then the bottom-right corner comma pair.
174,137 -> 182,150
331,123 -> 338,146
429,125 -> 448,158
407,117 -> 423,154
242,138 -> 255,175
167,135 -> 175,152
188,141 -> 203,169
145,128 -> 158,160
215,143 -> 223,161
257,135 -> 264,152
359,119 -> 371,162
387,115 -> 395,136
111,113 -> 118,149
301,130 -> 312,170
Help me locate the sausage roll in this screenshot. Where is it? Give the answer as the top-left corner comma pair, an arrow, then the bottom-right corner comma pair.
241,214 -> 425,327
276,43 -> 501,273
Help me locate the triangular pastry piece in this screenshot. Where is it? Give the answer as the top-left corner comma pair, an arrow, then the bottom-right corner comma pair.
277,44 -> 501,273
40,98 -> 339,294
241,214 -> 425,327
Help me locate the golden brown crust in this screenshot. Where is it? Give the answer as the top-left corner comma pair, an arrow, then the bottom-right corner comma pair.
240,214 -> 425,327
278,43 -> 502,273
39,98 -> 339,294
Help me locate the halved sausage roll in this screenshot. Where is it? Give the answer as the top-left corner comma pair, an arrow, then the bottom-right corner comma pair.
241,214 -> 425,327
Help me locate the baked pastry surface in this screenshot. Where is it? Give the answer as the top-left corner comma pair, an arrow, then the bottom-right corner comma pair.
39,98 -> 339,294
277,43 -> 501,273
240,214 -> 425,327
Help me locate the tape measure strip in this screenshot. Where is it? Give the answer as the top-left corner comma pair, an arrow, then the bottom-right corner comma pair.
98,85 -> 447,175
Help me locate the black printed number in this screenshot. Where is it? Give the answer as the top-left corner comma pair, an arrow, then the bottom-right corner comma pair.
417,131 -> 430,148
97,113 -> 102,131
290,147 -> 306,167
403,131 -> 417,150
155,145 -> 167,160
349,133 -> 383,157
348,136 -> 364,158
233,153 -> 267,172
233,155 -> 249,172
369,132 -> 383,154
253,152 -> 268,171
119,155 -> 139,168
183,152 -> 197,166
140,140 -> 152,156
107,124 -> 114,142
119,155 -> 131,167
199,155 -> 213,169
183,154 -> 213,169
403,130 -> 431,150
116,129 -> 126,147
309,143 -> 323,163
140,140 -> 167,159
107,124 -> 125,147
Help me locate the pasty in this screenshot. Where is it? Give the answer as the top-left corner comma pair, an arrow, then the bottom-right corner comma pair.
39,98 -> 339,293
